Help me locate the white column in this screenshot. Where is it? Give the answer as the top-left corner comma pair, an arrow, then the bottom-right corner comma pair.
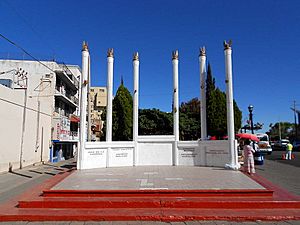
106,49 -> 114,168
106,48 -> 114,142
133,52 -> 139,166
199,47 -> 207,140
77,41 -> 89,170
224,40 -> 239,170
172,50 -> 179,166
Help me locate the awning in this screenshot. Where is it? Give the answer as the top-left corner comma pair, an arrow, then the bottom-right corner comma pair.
70,115 -> 80,123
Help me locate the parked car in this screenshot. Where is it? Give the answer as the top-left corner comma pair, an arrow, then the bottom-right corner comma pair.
272,139 -> 289,150
293,141 -> 300,151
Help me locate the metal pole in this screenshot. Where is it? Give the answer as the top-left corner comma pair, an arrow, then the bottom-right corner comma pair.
294,100 -> 298,139
248,105 -> 254,134
19,77 -> 28,169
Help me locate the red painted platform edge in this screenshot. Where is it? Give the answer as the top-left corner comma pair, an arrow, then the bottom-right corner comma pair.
244,171 -> 300,201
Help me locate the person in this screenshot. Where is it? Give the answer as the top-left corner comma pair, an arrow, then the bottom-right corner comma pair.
243,139 -> 256,175
285,141 -> 293,160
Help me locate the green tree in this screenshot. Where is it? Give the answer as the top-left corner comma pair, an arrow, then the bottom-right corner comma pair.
179,98 -> 200,140
139,109 -> 173,135
206,62 -> 242,138
268,122 -> 294,141
112,82 -> 133,141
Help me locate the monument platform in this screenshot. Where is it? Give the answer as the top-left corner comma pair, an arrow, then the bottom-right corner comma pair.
0,165 -> 300,222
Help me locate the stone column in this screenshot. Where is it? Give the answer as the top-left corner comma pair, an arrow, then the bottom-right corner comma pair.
77,41 -> 89,170
172,50 -> 179,166
106,48 -> 114,142
224,40 -> 239,170
133,52 -> 139,166
199,47 -> 207,140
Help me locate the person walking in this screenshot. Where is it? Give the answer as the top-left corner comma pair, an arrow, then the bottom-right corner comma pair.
285,141 -> 293,160
243,139 -> 256,175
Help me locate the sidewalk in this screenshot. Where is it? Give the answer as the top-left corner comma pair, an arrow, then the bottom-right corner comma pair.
0,159 -> 76,204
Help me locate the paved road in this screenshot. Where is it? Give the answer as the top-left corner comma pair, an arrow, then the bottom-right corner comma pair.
255,150 -> 300,196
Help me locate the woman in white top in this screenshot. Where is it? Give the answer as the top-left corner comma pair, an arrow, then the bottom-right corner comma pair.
243,139 -> 256,175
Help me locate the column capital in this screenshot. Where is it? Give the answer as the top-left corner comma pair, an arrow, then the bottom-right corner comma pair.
199,46 -> 206,56
223,40 -> 232,50
172,50 -> 179,60
133,52 -> 139,61
107,48 -> 114,58
82,41 -> 88,51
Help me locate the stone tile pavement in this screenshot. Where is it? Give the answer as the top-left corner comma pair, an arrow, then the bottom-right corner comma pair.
52,166 -> 265,190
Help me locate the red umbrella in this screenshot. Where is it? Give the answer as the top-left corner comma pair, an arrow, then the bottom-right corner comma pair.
236,133 -> 259,142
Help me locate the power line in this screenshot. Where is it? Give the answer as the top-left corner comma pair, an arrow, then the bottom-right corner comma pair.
0,33 -> 56,73
2,0 -> 56,58
1,1 -> 79,78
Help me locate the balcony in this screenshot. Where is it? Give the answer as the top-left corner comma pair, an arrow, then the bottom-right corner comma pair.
55,70 -> 78,91
54,88 -> 78,108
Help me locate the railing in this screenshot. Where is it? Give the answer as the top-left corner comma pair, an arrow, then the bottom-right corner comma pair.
56,62 -> 79,89
55,87 -> 78,106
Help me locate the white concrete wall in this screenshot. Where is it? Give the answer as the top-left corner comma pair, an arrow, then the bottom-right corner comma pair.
80,138 -> 231,170
83,142 -> 134,169
178,140 -> 230,167
137,135 -> 174,166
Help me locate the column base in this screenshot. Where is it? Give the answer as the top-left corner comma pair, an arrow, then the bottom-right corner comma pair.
225,163 -> 241,170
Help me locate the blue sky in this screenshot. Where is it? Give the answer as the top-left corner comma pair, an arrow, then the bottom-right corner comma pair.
0,0 -> 300,133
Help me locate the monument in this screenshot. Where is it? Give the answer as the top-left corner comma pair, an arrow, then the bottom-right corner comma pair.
77,41 -> 239,170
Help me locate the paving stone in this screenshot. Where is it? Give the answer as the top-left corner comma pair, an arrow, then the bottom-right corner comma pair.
70,222 -> 85,225
198,222 -> 217,225
98,222 -> 112,225
84,222 -> 103,225
141,222 -> 170,225
284,221 -> 300,225
127,221 -> 143,225
0,222 -> 28,225
214,221 -> 232,225
184,221 -> 202,225
42,222 -> 71,225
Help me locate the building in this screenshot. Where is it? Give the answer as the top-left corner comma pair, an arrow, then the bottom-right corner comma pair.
0,59 -> 81,172
89,87 -> 107,141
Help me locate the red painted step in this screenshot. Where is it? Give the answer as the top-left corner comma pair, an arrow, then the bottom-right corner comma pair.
1,207 -> 300,221
18,196 -> 300,209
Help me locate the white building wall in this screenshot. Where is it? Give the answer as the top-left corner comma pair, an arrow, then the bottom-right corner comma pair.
0,60 -> 64,172
0,85 -> 52,172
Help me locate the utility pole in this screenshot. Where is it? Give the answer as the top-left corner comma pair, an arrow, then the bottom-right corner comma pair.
278,121 -> 281,140
293,100 -> 298,140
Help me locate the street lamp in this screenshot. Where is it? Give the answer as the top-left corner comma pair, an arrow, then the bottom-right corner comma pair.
248,104 -> 254,134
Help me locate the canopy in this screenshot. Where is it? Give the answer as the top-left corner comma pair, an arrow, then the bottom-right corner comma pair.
236,133 -> 259,142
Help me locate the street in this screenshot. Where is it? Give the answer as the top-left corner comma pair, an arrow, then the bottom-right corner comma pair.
255,150 -> 300,196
